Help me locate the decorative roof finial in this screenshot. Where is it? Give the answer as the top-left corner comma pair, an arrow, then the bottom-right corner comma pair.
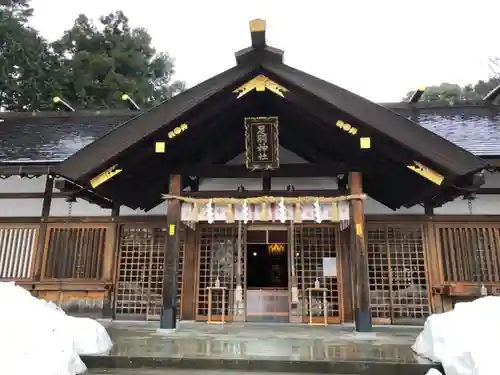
249,19 -> 266,48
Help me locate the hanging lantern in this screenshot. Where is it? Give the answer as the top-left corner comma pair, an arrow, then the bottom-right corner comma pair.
313,198 -> 322,223
206,199 -> 214,224
279,197 -> 286,223
242,199 -> 249,224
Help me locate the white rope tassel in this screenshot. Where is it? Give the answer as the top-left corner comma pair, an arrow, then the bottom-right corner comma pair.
242,199 -> 249,224
279,197 -> 286,223
313,198 -> 322,223
206,198 -> 214,224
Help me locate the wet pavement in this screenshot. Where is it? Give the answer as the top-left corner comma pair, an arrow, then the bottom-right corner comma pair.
86,371 -> 337,375
81,321 -> 442,374
93,321 -> 426,363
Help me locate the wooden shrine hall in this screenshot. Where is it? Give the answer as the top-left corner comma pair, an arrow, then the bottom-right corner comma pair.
54,19 -> 488,331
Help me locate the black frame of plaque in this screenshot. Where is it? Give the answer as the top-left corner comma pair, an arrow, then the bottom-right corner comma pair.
244,116 -> 280,170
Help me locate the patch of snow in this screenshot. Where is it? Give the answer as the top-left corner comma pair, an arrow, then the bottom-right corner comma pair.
413,296 -> 500,375
0,281 -> 112,375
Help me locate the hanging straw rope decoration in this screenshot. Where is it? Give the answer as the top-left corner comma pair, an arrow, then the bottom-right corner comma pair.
162,194 -> 366,205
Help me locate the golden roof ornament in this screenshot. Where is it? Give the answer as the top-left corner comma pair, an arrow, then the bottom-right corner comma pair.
249,19 -> 266,32
233,75 -> 288,99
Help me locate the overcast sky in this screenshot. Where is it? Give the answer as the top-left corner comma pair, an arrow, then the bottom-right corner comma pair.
29,0 -> 499,102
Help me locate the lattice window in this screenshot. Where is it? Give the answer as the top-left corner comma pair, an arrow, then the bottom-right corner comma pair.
0,226 -> 37,279
367,224 -> 391,320
197,226 -> 240,319
114,226 -> 185,320
367,223 -> 429,323
438,225 -> 500,283
388,225 -> 429,322
43,226 -> 106,279
290,227 -> 302,322
295,226 -> 340,321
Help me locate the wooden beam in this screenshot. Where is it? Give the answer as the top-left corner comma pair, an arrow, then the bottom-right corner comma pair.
0,191 -> 70,199
102,202 -> 120,319
33,175 -> 54,280
0,163 -> 58,177
180,189 -> 345,198
262,176 -> 271,193
349,172 -> 372,332
424,203 -> 434,216
161,174 -> 182,330
478,187 -> 500,195
173,163 -> 351,178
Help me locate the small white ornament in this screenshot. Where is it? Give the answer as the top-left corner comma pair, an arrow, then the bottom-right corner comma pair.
242,199 -> 249,224
206,199 -> 214,224
313,198 -> 322,223
279,197 -> 286,223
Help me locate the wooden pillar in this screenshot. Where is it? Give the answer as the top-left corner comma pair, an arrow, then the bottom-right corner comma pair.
102,203 -> 120,318
423,204 -> 446,314
349,172 -> 372,332
161,174 -> 182,329
339,227 -> 354,322
33,174 -> 54,280
181,226 -> 198,320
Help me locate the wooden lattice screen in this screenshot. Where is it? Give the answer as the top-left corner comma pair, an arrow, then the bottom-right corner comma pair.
294,225 -> 341,323
196,225 -> 241,321
366,223 -> 430,324
0,225 -> 38,279
437,225 -> 500,283
114,225 -> 185,320
43,225 -> 107,279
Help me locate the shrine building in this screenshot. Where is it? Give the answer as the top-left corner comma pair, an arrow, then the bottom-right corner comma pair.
1,19 -> 500,331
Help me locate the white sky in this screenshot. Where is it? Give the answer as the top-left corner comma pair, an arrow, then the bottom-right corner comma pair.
29,0 -> 499,102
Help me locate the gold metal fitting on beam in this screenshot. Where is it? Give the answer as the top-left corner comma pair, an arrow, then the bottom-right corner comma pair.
155,142 -> 166,153
360,137 -> 371,149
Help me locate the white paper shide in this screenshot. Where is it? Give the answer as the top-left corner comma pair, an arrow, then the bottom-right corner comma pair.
0,281 -> 113,375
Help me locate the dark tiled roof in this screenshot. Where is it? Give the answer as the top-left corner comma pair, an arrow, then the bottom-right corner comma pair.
0,112 -> 136,162
0,106 -> 499,163
393,106 -> 500,156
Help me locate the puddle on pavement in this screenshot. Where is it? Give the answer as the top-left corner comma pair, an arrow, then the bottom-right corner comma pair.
94,321 -> 426,363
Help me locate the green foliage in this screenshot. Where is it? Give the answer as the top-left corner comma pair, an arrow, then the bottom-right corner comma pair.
0,0 -> 62,110
52,11 -> 185,109
403,78 -> 500,105
0,3 -> 184,111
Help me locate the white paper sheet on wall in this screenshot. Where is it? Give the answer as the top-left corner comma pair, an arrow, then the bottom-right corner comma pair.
322,257 -> 337,277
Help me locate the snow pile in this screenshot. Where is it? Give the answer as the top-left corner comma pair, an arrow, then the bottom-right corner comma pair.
0,281 -> 112,375
413,296 -> 500,375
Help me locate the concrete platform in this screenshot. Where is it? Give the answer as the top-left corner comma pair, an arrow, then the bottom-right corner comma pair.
81,321 -> 443,374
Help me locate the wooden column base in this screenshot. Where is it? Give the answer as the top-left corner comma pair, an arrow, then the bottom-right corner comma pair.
160,307 -> 177,329
355,309 -> 372,332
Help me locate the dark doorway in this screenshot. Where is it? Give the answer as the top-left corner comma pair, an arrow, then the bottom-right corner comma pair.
246,240 -> 289,323
246,243 -> 289,288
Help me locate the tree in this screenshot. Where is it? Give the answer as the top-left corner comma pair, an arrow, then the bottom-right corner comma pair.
402,74 -> 500,104
52,11 -> 185,109
0,0 -> 64,110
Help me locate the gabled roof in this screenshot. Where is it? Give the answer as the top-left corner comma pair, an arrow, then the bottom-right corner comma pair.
5,20 -> 490,210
